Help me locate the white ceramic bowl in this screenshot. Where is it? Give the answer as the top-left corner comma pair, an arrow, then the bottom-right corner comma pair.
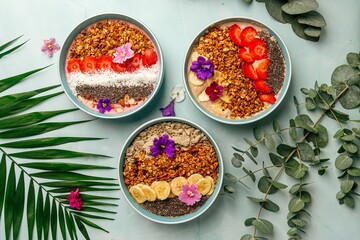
59,13 -> 164,119
118,117 -> 223,224
183,17 -> 292,124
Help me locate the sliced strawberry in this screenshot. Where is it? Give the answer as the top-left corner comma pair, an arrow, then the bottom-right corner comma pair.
248,38 -> 268,60
253,80 -> 272,94
142,48 -> 158,67
238,47 -> 254,63
255,58 -> 270,79
111,62 -> 127,73
229,24 -> 242,46
67,58 -> 81,73
242,62 -> 258,80
240,26 -> 258,46
80,56 -> 97,73
259,94 -> 276,104
125,53 -> 142,72
96,56 -> 113,71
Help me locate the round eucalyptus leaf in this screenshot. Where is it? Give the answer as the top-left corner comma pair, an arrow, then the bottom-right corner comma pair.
291,219 -> 307,227
335,154 -> 353,170
252,218 -> 274,234
326,109 -> 350,122
301,88 -> 309,95
287,227 -> 298,236
269,179 -> 288,190
269,153 -> 284,166
295,114 -> 317,133
289,183 -> 301,194
231,156 -> 243,168
307,124 -> 328,148
288,197 -> 305,212
253,127 -> 265,141
338,85 -> 360,109
304,26 -> 322,37
297,11 -> 326,27
305,97 -> 316,110
336,190 -> 346,200
277,144 -> 296,157
263,198 -> 280,212
344,195 -> 355,208
291,19 -> 319,42
346,52 -> 360,68
282,0 -> 319,15
343,142 -> 358,153
224,173 -> 237,182
265,0 -> 288,23
297,142 -> 315,161
341,134 -> 355,142
251,146 -> 259,158
299,191 -> 312,203
247,196 -> 264,203
285,158 -> 309,179
287,211 -> 297,220
331,64 -> 359,86
244,218 -> 256,227
347,167 -> 360,177
224,185 -> 236,194
240,234 -> 253,240
264,134 -> 275,151
333,129 -> 344,138
340,180 -> 354,193
258,176 -> 278,194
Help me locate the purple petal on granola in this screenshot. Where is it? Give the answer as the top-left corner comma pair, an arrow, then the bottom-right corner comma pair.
150,134 -> 176,158
96,98 -> 112,113
160,101 -> 175,117
190,56 -> 214,80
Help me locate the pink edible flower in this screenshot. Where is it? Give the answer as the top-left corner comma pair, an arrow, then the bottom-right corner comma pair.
113,43 -> 134,63
41,38 -> 60,57
178,184 -> 201,206
67,188 -> 83,210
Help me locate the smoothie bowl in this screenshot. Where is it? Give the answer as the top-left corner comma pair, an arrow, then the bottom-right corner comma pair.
59,13 -> 164,119
184,17 -> 291,124
118,117 -> 223,224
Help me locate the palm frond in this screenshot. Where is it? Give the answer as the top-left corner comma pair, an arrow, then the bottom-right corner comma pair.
0,36 -> 119,240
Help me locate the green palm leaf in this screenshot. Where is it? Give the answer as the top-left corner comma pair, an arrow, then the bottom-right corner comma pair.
4,162 -> 15,239
0,37 -> 118,240
9,149 -> 110,159
0,65 -> 51,93
27,180 -> 35,240
1,136 -> 103,148
20,162 -> 114,171
13,172 -> 25,240
0,109 -> 77,130
0,91 -> 63,118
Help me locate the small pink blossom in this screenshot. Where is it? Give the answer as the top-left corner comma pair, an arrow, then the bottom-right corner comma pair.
67,188 -> 83,210
41,38 -> 60,57
178,184 -> 201,206
113,43 -> 134,63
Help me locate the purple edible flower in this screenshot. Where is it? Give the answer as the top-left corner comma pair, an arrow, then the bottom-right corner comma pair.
190,56 -> 214,80
96,98 -> 112,113
178,184 -> 201,206
160,101 -> 175,117
150,134 -> 176,158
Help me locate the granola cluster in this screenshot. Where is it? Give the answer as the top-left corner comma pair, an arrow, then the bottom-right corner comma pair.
123,144 -> 218,188
194,26 -> 265,119
68,20 -> 153,60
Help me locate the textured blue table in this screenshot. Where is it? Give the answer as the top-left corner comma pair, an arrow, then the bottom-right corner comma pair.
1,0 -> 359,239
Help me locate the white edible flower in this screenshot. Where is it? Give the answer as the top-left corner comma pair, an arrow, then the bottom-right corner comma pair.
170,85 -> 185,103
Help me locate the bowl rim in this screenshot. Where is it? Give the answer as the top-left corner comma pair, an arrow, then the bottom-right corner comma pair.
58,12 -> 164,119
117,116 -> 224,224
183,16 -> 292,125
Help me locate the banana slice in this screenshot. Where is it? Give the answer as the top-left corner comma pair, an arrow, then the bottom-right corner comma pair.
220,90 -> 231,103
212,70 -> 226,83
189,71 -> 205,86
188,173 -> 204,185
198,89 -> 210,102
196,178 -> 212,195
151,181 -> 171,200
213,100 -> 228,115
205,176 -> 215,195
138,184 -> 157,202
170,177 -> 188,196
129,185 -> 147,203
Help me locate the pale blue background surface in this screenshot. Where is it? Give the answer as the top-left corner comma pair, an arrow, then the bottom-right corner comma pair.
0,0 -> 359,239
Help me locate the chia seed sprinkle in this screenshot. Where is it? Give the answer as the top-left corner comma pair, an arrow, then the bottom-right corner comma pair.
141,196 -> 210,217
258,31 -> 286,94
